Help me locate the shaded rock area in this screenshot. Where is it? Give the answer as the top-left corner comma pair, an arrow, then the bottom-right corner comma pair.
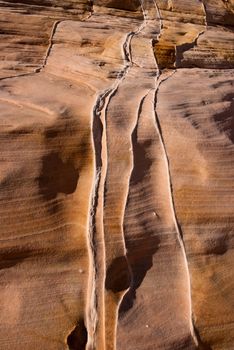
0,0 -> 233,349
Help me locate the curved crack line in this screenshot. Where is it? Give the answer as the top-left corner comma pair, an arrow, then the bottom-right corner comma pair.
36,20 -> 61,72
0,7 -> 93,82
152,0 -> 210,350
153,71 -> 212,349
0,71 -> 36,82
175,0 -> 208,68
0,19 -> 61,81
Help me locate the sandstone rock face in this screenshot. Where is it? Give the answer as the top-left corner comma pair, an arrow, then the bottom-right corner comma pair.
0,1 -> 233,349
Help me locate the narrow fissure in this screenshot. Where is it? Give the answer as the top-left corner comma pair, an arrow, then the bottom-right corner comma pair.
37,20 -> 61,72
0,18 -> 62,81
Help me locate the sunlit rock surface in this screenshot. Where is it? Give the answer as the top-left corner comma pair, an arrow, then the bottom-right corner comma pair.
0,1 -> 233,349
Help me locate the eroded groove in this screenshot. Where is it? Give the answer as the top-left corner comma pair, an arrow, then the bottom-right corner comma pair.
87,86 -> 123,350
87,166 -> 101,350
98,4 -> 149,349
87,10 -> 147,347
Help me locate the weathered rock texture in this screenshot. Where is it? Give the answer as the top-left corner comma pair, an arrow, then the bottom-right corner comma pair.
0,0 -> 234,349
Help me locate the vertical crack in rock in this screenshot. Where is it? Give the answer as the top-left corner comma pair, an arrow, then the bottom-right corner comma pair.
115,0 -> 162,323
152,0 -> 214,350
122,3 -> 147,67
152,1 -> 202,348
87,8 -> 147,348
153,72 -> 201,346
87,86 -> 123,350
153,2 -> 212,348
87,160 -> 101,350
110,0 -> 149,329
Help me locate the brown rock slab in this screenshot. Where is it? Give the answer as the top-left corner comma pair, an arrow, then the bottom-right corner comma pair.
0,1 -> 233,349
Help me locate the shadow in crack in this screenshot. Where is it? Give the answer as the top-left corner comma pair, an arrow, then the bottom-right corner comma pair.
67,319 -> 88,350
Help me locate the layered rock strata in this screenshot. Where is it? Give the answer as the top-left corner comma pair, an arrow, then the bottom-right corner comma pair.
0,0 -> 233,349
